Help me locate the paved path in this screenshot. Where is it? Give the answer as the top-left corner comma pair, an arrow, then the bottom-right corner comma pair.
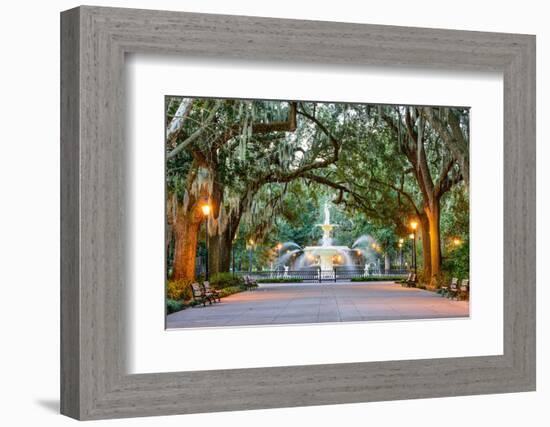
167,281 -> 469,329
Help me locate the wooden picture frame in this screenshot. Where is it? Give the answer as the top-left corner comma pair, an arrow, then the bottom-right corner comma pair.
60,5 -> 536,420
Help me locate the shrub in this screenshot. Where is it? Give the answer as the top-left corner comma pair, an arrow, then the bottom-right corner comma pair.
431,271 -> 449,288
415,270 -> 427,285
442,238 -> 470,282
350,276 -> 405,282
166,298 -> 184,314
166,279 -> 193,301
217,286 -> 245,298
209,272 -> 244,289
256,278 -> 303,283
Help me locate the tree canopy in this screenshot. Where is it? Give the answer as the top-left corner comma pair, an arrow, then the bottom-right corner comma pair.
165,97 -> 470,286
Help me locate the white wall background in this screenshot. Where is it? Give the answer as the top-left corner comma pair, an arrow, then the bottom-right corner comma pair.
0,1 -> 546,425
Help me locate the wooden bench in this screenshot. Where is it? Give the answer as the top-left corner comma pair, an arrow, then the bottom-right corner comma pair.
202,281 -> 221,303
399,273 -> 413,287
191,282 -> 213,307
441,277 -> 457,298
243,275 -> 258,290
447,278 -> 460,300
458,279 -> 469,300
406,273 -> 417,287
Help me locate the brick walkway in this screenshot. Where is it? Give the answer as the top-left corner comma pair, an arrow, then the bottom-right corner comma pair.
166,281 -> 469,329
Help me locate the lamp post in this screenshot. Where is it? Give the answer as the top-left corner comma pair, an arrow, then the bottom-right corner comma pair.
409,220 -> 418,276
229,214 -> 234,277
248,239 -> 255,272
408,233 -> 415,273
398,238 -> 404,270
201,203 -> 211,281
232,239 -> 236,276
276,243 -> 282,271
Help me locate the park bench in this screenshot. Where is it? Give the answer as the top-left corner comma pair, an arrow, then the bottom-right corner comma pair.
440,277 -> 457,298
406,273 -> 417,287
202,281 -> 221,303
447,278 -> 460,300
458,279 -> 469,300
191,282 -> 213,307
399,273 -> 413,286
243,275 -> 258,290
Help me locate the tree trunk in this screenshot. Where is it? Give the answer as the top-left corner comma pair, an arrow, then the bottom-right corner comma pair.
172,215 -> 201,280
205,174 -> 225,276
419,213 -> 432,280
168,187 -> 204,281
207,233 -> 221,277
207,232 -> 231,276
425,199 -> 442,285
208,214 -> 238,275
219,227 -> 233,272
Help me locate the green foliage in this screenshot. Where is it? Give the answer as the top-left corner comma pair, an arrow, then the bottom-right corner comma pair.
350,276 -> 407,282
166,279 -> 193,301
217,286 -> 245,298
256,278 -> 303,283
166,299 -> 184,314
440,183 -> 470,283
442,237 -> 470,281
276,190 -> 322,247
209,272 -> 245,289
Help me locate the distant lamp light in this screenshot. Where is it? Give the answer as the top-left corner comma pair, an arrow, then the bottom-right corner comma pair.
201,204 -> 211,216
399,238 -> 404,244
276,243 -> 283,250
410,220 -> 418,231
409,234 -> 414,240
453,238 -> 462,246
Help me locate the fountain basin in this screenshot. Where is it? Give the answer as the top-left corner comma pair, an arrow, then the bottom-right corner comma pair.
303,245 -> 352,272
303,245 -> 351,255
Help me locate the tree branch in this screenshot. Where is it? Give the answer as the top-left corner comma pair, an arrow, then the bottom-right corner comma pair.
213,102 -> 297,150
301,173 -> 392,220
435,156 -> 456,198
368,175 -> 421,217
422,106 -> 469,188
297,105 -> 341,159
167,100 -> 223,159
166,98 -> 194,144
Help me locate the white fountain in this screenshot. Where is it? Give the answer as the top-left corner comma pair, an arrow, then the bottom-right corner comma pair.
302,202 -> 352,274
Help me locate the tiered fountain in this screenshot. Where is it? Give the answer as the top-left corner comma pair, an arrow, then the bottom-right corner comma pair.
274,202 -> 384,278
302,202 -> 353,275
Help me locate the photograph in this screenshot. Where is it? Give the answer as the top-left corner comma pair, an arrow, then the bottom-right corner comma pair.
165,97 -> 470,328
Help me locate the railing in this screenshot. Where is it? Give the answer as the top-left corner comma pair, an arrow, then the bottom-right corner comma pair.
235,268 -> 409,283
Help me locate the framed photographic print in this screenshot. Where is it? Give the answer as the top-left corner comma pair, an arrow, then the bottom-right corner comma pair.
163,96 -> 471,331
61,6 -> 536,420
